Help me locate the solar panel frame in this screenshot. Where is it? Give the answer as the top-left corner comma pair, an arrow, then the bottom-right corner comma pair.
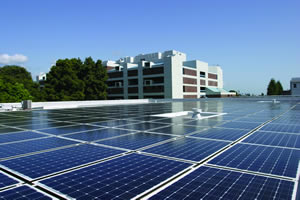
40,153 -> 191,199
0,144 -> 125,179
149,166 -> 295,200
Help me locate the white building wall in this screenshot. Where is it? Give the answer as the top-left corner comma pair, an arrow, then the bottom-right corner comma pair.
291,78 -> 300,96
104,50 -> 225,99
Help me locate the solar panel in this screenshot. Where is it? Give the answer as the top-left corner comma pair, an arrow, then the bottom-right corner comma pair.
149,166 -> 294,200
38,124 -> 102,135
149,125 -> 208,135
0,137 -> 78,160
143,137 -> 229,162
18,122 -> 73,130
96,132 -> 174,150
117,122 -> 168,131
0,128 -> 22,134
92,119 -> 139,127
209,143 -> 300,178
217,121 -> 262,130
0,144 -> 124,179
40,153 -> 191,199
260,123 -> 300,134
0,186 -> 52,199
189,128 -> 249,141
0,131 -> 47,144
243,130 -> 300,149
0,172 -> 18,189
63,128 -> 135,142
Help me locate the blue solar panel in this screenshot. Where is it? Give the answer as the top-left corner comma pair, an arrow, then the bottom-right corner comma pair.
190,128 -> 249,141
149,125 -> 207,135
18,122 -> 73,130
0,137 -> 78,159
39,124 -> 101,135
41,153 -> 191,199
0,144 -> 124,179
63,128 -> 135,142
117,122 -> 168,131
92,119 -> 138,127
0,186 -> 52,199
143,138 -> 229,161
96,132 -> 173,150
0,131 -> 46,144
217,121 -> 262,130
150,166 -> 294,200
243,131 -> 300,148
260,123 -> 300,134
209,143 -> 300,178
0,128 -> 22,134
0,172 -> 18,189
184,119 -> 223,127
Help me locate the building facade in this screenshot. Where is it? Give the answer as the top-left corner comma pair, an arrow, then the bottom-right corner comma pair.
291,77 -> 300,96
103,50 -> 234,99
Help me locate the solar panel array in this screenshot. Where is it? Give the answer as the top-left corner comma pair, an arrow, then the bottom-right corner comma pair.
0,99 -> 299,199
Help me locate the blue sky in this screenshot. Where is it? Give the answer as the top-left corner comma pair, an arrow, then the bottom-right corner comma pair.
0,0 -> 299,94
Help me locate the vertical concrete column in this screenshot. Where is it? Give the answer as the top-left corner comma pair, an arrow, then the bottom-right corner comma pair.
123,64 -> 128,99
138,62 -> 144,99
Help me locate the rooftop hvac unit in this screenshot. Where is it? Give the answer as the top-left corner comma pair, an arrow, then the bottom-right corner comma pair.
22,100 -> 32,110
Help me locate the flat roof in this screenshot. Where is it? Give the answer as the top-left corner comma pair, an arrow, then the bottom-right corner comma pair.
0,98 -> 299,199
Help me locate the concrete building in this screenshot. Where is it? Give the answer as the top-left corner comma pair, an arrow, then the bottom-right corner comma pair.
103,50 -> 234,99
36,73 -> 47,87
291,77 -> 300,96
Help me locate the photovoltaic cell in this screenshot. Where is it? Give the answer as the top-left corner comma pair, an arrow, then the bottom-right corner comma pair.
143,138 -> 229,161
63,128 -> 135,142
0,137 -> 78,159
0,186 -> 52,200
18,122 -> 73,130
209,143 -> 300,178
96,132 -> 173,150
0,144 -> 124,179
260,123 -> 300,134
39,124 -> 101,135
0,131 -> 46,144
190,128 -> 249,141
0,172 -> 18,189
149,125 -> 207,135
0,128 -> 22,134
117,122 -> 168,131
41,153 -> 191,199
243,130 -> 300,149
92,119 -> 138,127
217,121 -> 262,130
150,166 -> 294,200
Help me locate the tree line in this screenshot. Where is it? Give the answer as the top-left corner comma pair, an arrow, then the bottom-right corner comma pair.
0,57 -> 108,103
267,78 -> 283,95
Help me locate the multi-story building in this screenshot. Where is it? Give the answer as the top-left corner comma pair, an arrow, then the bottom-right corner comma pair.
103,50 -> 235,99
291,77 -> 300,96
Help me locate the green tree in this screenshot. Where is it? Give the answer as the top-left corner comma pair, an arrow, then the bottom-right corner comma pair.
0,65 -> 42,101
276,81 -> 283,95
80,57 -> 108,100
267,78 -> 277,95
0,78 -> 32,103
44,58 -> 85,101
44,57 -> 108,101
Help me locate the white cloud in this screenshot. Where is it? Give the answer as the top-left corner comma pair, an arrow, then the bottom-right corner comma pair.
0,54 -> 28,64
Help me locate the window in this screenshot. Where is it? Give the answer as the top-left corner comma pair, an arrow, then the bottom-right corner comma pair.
200,87 -> 206,92
294,84 -> 297,88
200,71 -> 206,78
